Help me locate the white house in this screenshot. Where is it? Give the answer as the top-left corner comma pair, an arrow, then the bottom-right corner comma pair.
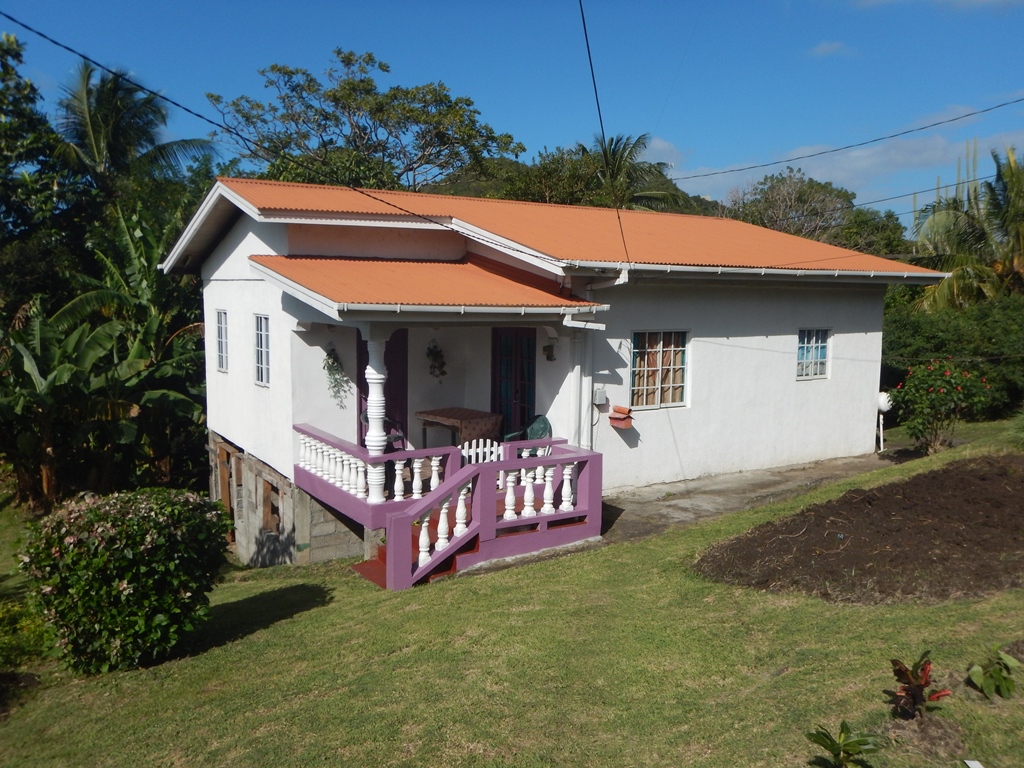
162,178 -> 942,588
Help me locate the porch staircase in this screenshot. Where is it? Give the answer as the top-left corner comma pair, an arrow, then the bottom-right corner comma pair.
294,423 -> 602,590
351,508 -> 480,588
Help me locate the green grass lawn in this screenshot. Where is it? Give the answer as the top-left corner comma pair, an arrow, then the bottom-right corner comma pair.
1,431 -> 1022,767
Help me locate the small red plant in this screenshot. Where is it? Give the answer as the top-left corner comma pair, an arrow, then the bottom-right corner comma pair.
889,650 -> 951,719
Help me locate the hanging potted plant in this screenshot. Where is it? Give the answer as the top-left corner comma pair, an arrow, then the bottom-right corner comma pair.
426,339 -> 447,383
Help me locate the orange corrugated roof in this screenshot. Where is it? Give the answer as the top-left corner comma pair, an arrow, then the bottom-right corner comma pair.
249,254 -> 601,308
219,177 -> 940,276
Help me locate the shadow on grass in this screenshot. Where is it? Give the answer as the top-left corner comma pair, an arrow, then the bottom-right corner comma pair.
175,583 -> 334,659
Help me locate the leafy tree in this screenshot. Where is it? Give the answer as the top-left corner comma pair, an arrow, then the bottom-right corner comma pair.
208,48 -> 524,190
0,36 -> 89,329
728,167 -> 855,240
830,207 -> 909,256
55,61 -> 212,201
492,135 -> 719,214
0,34 -> 61,240
497,146 -> 601,205
728,167 -> 908,255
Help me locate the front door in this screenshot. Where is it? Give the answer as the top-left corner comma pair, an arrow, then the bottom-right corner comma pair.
357,329 -> 409,446
491,327 -> 536,435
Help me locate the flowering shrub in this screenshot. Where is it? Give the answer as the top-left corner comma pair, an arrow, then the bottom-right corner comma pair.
889,359 -> 989,453
20,489 -> 230,674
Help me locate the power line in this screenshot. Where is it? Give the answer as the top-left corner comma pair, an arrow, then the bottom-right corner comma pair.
0,9 -> 573,269
576,0 -> 633,269
669,95 -> 1024,183
0,10 -> 983,273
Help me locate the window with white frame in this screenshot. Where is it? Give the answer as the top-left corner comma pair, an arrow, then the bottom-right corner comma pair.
215,310 -> 228,372
255,315 -> 270,386
631,331 -> 686,408
797,329 -> 829,379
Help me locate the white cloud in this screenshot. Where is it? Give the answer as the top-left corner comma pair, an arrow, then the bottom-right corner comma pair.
670,128 -> 1024,206
809,41 -> 855,57
643,136 -> 688,170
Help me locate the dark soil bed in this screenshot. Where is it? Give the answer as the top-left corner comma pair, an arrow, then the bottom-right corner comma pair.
694,455 -> 1024,603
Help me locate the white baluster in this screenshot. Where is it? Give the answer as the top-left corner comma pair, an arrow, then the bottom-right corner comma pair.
504,471 -> 519,520
333,452 -> 343,488
346,454 -> 357,492
314,443 -> 325,476
326,446 -> 337,483
559,463 -> 575,512
340,453 -> 352,491
412,458 -> 424,499
430,456 -> 441,491
298,436 -> 308,469
522,467 -> 536,517
454,483 -> 470,536
541,466 -> 556,514
418,512 -> 432,567
355,459 -> 367,499
435,499 -> 451,551
392,459 -> 405,501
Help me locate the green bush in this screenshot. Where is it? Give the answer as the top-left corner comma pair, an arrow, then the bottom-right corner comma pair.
883,291 -> 1024,419
0,600 -> 44,671
889,360 -> 990,453
20,489 -> 230,673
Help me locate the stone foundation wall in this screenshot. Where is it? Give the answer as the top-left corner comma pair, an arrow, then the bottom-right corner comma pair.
208,430 -> 363,567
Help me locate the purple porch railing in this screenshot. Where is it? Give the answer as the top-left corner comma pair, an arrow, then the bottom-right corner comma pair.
293,425 -> 602,590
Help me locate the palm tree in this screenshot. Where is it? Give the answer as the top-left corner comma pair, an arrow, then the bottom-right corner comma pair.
914,148 -> 1024,310
578,133 -> 681,210
55,61 -> 211,197
982,148 -> 1024,294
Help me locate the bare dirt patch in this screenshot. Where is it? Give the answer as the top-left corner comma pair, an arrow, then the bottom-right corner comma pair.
694,455 -> 1024,604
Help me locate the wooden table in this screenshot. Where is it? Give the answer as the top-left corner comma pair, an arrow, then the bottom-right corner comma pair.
416,407 -> 503,447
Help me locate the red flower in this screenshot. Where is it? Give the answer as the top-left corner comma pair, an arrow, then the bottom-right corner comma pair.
957,386 -> 962,391
896,383 -> 902,389
944,370 -> 951,376
939,388 -> 945,393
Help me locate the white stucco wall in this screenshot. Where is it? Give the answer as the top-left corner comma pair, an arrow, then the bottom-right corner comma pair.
591,281 -> 885,492
202,218 -> 296,480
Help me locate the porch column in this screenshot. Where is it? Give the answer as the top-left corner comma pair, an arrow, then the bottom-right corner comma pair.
364,338 -> 388,504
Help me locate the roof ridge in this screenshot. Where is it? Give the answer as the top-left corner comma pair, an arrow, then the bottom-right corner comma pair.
216,176 -> 715,220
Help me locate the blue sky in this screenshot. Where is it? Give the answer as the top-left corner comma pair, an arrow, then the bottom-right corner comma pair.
3,0 -> 1023,224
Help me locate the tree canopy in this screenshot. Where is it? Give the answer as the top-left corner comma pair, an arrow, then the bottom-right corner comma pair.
208,48 -> 524,191
727,167 -> 908,256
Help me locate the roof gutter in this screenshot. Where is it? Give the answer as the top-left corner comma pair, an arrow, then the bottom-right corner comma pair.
567,260 -> 948,284
331,302 -> 610,316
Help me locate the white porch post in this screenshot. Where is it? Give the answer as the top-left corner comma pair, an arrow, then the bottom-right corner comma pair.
364,337 -> 388,504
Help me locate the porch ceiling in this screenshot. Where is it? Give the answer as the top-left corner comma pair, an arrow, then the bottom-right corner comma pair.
250,253 -> 606,316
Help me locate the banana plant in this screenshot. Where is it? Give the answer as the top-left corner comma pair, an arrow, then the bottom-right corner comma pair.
0,315 -> 124,508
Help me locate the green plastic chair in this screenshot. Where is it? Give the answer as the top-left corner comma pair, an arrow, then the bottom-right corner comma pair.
504,414 -> 552,455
